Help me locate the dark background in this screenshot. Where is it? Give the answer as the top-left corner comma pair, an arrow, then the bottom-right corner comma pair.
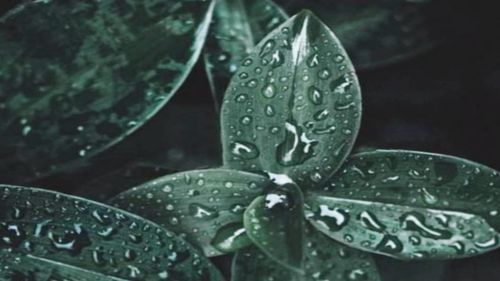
2,1 -> 500,280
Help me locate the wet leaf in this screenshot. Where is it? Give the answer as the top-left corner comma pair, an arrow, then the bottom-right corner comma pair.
110,169 -> 273,257
221,10 -> 361,187
0,0 -> 215,182
244,183 -> 304,272
0,185 -> 223,281
232,225 -> 381,281
305,150 -> 500,260
275,0 -> 443,69
204,0 -> 288,108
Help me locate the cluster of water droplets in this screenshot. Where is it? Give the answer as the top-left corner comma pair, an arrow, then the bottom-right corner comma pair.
222,13 -> 361,186
233,225 -> 380,281
306,151 -> 500,259
0,185 -> 218,280
110,169 -> 271,257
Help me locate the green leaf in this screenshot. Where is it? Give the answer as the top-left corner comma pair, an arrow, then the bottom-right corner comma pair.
0,0 -> 215,182
275,1 -> 440,69
221,10 -> 361,187
0,185 -> 223,281
204,0 -> 288,108
232,225 -> 381,281
244,183 -> 304,272
110,169 -> 273,257
305,150 -> 500,260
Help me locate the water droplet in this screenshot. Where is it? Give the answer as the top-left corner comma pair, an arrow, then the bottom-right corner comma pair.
318,68 -> 331,80
188,203 -> 219,220
230,141 -> 260,160
270,50 -> 285,68
242,58 -> 253,66
345,269 -> 367,281
262,83 -> 277,98
265,105 -> 275,117
259,39 -> 276,57
310,205 -> 350,232
313,125 -> 337,135
211,223 -> 250,253
376,235 -> 403,254
277,120 -> 318,167
400,212 -> 452,240
333,54 -> 345,63
313,109 -> 329,121
308,86 -> 324,105
331,75 -> 353,94
246,79 -> 258,88
240,116 -> 253,125
235,94 -> 248,103
358,211 -> 386,232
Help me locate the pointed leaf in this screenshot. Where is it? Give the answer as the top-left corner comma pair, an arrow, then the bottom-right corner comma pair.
232,225 -> 380,281
244,183 -> 304,272
111,169 -> 273,257
305,150 -> 500,260
221,10 -> 361,187
0,0 -> 215,182
204,0 -> 288,108
0,185 -> 223,280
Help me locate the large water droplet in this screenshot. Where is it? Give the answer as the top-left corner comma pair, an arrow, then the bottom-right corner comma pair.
376,235 -> 403,254
230,141 -> 260,160
400,212 -> 452,240
211,223 -> 250,253
308,86 -> 324,105
276,120 -> 318,167
188,203 -> 219,220
262,83 -> 277,98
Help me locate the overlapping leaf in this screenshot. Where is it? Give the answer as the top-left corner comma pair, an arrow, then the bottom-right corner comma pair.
305,150 -> 500,260
221,10 -> 361,187
0,0 -> 214,182
244,183 -> 304,271
204,0 -> 288,107
0,185 -> 223,281
111,169 -> 273,257
232,224 -> 380,281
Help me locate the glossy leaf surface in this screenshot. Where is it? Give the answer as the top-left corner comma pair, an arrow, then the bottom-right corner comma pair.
0,185 -> 223,281
111,169 -> 273,257
305,150 -> 500,260
0,0 -> 214,182
232,225 -> 380,281
244,183 -> 304,271
221,10 -> 361,187
204,0 -> 288,107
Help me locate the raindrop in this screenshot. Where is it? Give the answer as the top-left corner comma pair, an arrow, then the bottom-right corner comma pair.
331,75 -> 352,94
308,86 -> 324,105
262,83 -> 277,98
211,223 -> 250,253
188,203 -> 219,220
276,120 -> 318,167
230,141 -> 260,160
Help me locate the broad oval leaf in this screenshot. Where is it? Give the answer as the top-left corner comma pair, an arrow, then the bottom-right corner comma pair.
232,225 -> 380,281
0,185 -> 223,281
305,150 -> 500,260
204,0 -> 288,108
0,0 -> 215,182
111,169 -> 273,257
244,183 -> 304,272
221,10 -> 361,187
